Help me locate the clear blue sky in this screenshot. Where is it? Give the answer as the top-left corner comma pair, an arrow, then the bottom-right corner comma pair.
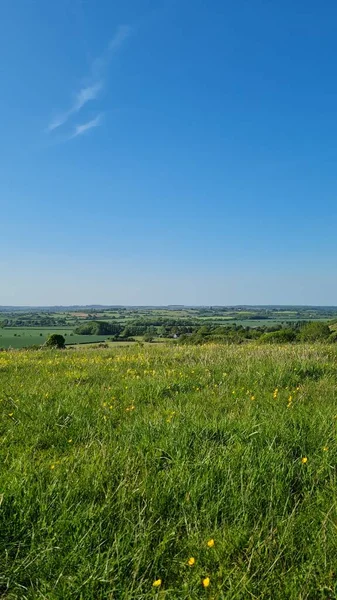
2,0 -> 337,306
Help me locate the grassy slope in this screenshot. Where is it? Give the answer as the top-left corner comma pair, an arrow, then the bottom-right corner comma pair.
1,344 -> 337,599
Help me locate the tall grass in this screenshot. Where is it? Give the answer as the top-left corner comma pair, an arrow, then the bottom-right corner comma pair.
1,343 -> 337,599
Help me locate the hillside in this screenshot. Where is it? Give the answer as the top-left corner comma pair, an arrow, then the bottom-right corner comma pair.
2,343 -> 337,599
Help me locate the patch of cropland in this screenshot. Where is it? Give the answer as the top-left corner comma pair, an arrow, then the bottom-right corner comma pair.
2,343 -> 337,599
0,328 -> 109,349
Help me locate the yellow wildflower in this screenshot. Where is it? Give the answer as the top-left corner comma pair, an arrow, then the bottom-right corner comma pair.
188,557 -> 195,566
202,577 -> 210,588
301,457 -> 308,464
323,446 -> 328,452
207,538 -> 215,548
50,464 -> 55,470
152,579 -> 162,587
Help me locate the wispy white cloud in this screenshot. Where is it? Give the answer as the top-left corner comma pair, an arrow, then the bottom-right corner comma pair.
74,82 -> 103,110
48,82 -> 102,131
70,114 -> 103,139
47,25 -> 131,133
109,24 -> 132,52
92,25 -> 132,78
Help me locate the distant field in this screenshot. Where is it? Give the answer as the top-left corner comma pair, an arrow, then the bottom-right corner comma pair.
232,317 -> 330,327
198,317 -> 330,327
0,328 -> 109,349
1,307 -> 335,349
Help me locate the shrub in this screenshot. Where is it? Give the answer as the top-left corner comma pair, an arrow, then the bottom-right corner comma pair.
45,334 -> 66,349
259,329 -> 296,344
298,321 -> 331,342
143,333 -> 154,343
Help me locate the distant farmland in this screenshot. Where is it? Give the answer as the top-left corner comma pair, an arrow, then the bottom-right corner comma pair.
1,306 -> 337,349
0,328 -> 108,349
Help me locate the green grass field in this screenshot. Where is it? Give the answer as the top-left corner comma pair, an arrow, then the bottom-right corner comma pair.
0,328 -> 110,349
2,343 -> 337,599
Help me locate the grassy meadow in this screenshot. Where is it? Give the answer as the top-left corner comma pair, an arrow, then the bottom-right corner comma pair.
0,328 -> 109,349
2,343 -> 337,599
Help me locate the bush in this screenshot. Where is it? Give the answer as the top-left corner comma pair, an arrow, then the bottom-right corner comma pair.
259,329 -> 296,344
298,321 -> 331,342
143,333 -> 154,343
45,334 -> 65,349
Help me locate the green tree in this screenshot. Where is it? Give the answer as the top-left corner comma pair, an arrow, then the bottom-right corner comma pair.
45,334 -> 66,349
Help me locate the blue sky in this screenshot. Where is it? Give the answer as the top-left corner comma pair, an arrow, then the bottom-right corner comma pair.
2,0 -> 337,305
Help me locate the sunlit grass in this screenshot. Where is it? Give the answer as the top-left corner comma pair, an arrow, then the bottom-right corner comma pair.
1,343 -> 337,598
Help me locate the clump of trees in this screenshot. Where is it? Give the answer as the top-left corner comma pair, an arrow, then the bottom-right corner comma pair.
71,317 -> 336,346
178,321 -> 336,346
0,315 -> 67,327
74,321 -> 122,336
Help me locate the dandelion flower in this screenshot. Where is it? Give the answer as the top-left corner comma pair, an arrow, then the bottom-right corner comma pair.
301,457 -> 308,464
50,464 -> 55,470
202,577 -> 210,588
250,395 -> 255,401
207,538 -> 215,547
188,557 -> 195,566
323,446 -> 328,452
68,439 -> 72,443
152,579 -> 162,587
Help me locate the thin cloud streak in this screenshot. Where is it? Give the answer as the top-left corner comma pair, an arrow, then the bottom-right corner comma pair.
48,82 -> 102,131
47,25 -> 131,132
70,114 -> 103,139
92,25 -> 132,78
74,82 -> 103,110
109,24 -> 132,51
